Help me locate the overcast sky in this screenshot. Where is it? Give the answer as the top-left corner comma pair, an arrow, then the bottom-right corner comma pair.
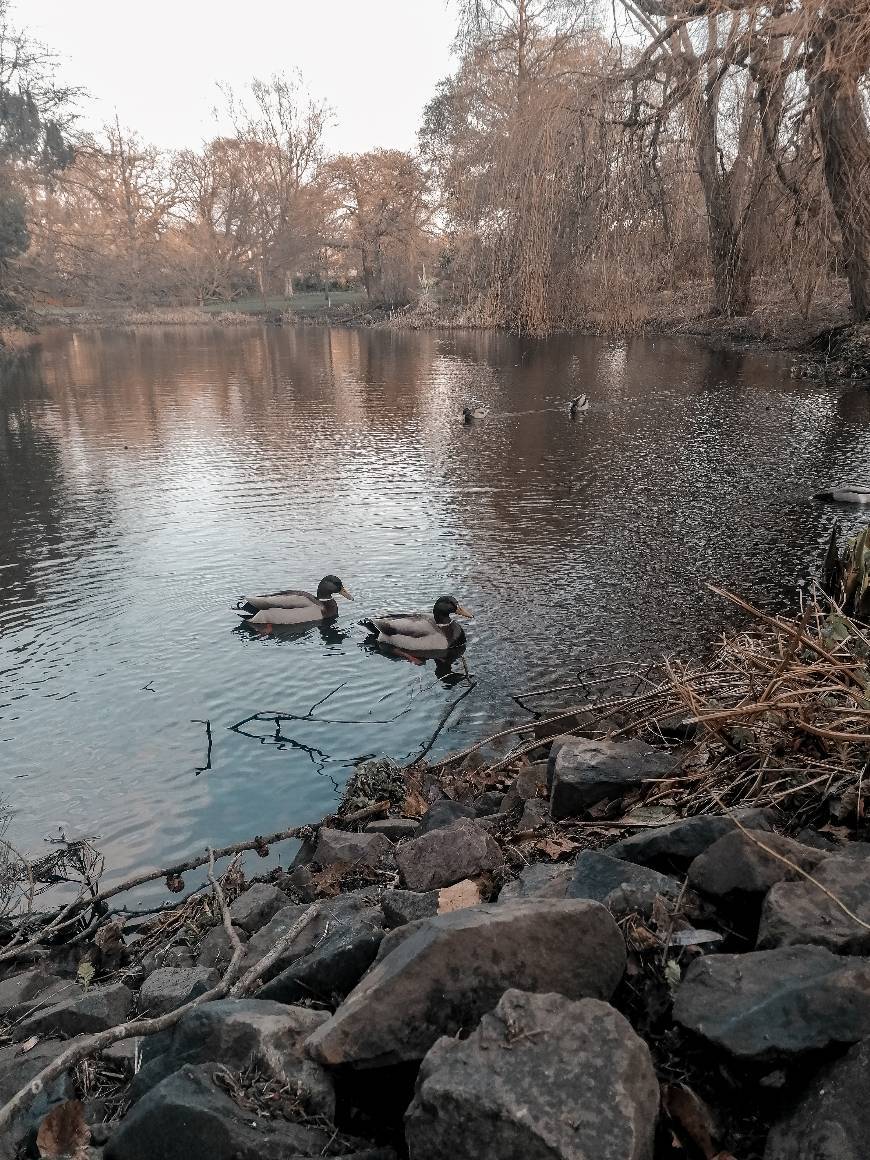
25,1 -> 458,154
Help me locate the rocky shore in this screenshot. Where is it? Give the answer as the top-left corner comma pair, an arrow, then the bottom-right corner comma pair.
2,594 -> 869,1159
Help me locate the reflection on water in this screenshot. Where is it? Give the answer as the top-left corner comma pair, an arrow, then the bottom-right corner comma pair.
2,324 -> 870,885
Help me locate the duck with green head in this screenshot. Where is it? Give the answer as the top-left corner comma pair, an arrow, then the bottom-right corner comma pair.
234,575 -> 353,627
361,595 -> 473,651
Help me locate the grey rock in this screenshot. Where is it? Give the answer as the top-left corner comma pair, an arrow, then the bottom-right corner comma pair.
549,739 -> 676,820
759,855 -> 870,954
765,1038 -> 870,1160
365,818 -> 420,841
406,990 -> 658,1160
313,827 -> 394,867
396,818 -> 504,892
107,1063 -> 335,1160
497,862 -> 573,903
568,850 -> 681,906
0,1037 -> 77,1160
257,908 -> 384,1004
381,889 -> 439,928
139,967 -> 219,1016
607,809 -> 775,871
196,923 -> 248,970
100,1039 -> 141,1073
245,895 -> 381,985
16,981 -> 133,1040
418,800 -> 476,834
140,946 -> 195,974
472,791 -> 505,816
673,945 -> 870,1061
305,899 -> 626,1068
228,882 -> 290,933
132,998 -> 333,1115
688,831 -> 826,903
0,969 -> 74,1017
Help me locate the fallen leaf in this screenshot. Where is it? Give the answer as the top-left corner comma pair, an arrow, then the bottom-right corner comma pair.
664,959 -> 682,992
76,957 -> 95,990
36,1099 -> 90,1159
662,1082 -> 718,1160
665,928 -> 724,947
18,1035 -> 39,1053
438,879 -> 481,914
94,920 -> 124,952
534,835 -> 579,859
402,788 -> 428,818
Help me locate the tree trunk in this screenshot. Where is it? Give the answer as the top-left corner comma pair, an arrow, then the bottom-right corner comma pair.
695,107 -> 754,317
811,68 -> 870,321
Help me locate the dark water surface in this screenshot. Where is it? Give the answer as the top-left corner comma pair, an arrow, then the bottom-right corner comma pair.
2,324 -> 869,886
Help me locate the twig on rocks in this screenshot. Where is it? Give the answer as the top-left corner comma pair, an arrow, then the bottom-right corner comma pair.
229,903 -> 319,996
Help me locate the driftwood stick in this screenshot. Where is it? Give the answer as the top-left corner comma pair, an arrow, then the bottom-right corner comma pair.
0,825 -> 313,964
230,903 -> 319,996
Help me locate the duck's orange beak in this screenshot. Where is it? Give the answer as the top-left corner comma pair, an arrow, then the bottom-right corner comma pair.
339,586 -> 354,600
455,604 -> 474,619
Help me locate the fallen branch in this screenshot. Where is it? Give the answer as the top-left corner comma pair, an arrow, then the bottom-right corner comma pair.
229,903 -> 318,996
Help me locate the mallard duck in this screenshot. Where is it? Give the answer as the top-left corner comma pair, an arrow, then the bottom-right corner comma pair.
569,394 -> 589,417
361,596 -> 473,651
814,487 -> 870,504
234,575 -> 353,626
462,406 -> 487,424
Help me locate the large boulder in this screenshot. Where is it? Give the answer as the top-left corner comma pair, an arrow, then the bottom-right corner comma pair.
758,856 -> 870,954
139,966 -> 219,1016
313,827 -> 394,868
549,739 -> 676,820
687,831 -> 826,904
396,818 -> 504,892
406,990 -> 658,1160
132,998 -> 333,1116
607,809 -> 775,872
568,851 -> 681,907
765,1038 -> 870,1160
15,981 -> 132,1040
305,899 -> 626,1069
107,1063 -> 337,1160
673,946 -> 870,1061
228,882 -> 290,933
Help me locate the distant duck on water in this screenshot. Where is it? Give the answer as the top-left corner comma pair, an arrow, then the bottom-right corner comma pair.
814,487 -> 870,504
569,394 -> 589,417
234,575 -> 353,626
361,595 -> 473,652
462,406 -> 487,424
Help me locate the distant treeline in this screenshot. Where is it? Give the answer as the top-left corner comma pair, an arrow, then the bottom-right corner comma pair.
2,0 -> 870,332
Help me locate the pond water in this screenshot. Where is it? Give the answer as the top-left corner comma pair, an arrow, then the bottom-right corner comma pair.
2,323 -> 869,888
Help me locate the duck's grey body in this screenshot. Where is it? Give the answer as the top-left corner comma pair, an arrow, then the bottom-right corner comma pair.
569,394 -> 589,416
462,406 -> 487,423
362,596 -> 472,653
238,590 -> 337,625
364,612 -> 466,651
815,488 -> 870,504
235,575 -> 352,626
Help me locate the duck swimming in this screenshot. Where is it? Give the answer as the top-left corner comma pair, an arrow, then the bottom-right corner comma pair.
234,575 -> 353,626
569,394 -> 589,417
361,595 -> 473,651
814,487 -> 870,504
462,406 -> 487,424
